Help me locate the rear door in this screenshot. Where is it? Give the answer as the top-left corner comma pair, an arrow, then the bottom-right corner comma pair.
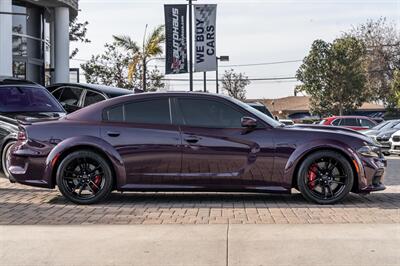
175,96 -> 274,189
101,97 -> 182,189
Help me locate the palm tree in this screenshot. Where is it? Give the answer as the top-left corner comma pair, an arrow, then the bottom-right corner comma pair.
113,25 -> 165,91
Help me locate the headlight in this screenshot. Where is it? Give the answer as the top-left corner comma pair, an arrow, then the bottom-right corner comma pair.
357,145 -> 381,157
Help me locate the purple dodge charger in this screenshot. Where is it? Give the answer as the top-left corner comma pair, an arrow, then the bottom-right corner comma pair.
8,92 -> 386,204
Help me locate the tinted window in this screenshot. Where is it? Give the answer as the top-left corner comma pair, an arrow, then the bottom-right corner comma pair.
178,98 -> 244,128
331,119 -> 341,126
59,87 -> 82,107
340,118 -> 359,126
124,99 -> 170,124
360,119 -> 375,128
0,86 -> 64,113
106,105 -> 123,122
52,88 -> 63,100
84,91 -> 106,107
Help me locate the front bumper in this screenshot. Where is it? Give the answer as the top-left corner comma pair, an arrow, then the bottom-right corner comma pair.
358,155 -> 386,193
389,143 -> 400,155
377,141 -> 391,154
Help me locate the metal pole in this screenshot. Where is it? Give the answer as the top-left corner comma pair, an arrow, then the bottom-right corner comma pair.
203,72 -> 206,92
188,0 -> 193,91
216,57 -> 219,93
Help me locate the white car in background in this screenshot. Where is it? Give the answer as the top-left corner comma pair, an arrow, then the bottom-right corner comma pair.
389,130 -> 400,156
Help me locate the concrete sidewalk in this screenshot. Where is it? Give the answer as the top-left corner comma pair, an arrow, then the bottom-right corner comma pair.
1,224 -> 399,266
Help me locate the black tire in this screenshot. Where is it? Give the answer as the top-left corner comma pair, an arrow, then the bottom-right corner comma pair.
1,140 -> 16,179
56,150 -> 113,204
297,150 -> 354,204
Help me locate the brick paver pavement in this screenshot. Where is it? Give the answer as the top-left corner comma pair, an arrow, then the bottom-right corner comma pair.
1,157 -> 399,225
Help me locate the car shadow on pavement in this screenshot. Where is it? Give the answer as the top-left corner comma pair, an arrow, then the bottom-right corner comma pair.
42,191 -> 400,209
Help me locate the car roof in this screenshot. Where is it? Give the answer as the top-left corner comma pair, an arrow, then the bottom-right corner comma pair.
66,91 -> 238,121
0,76 -> 38,86
47,83 -> 133,97
325,115 -> 374,120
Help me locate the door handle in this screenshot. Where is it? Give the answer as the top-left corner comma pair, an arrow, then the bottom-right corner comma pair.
107,131 -> 120,137
184,135 -> 200,144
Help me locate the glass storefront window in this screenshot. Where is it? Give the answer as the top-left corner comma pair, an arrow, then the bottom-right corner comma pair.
11,2 -> 46,85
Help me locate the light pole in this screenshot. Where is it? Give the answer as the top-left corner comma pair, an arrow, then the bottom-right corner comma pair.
187,0 -> 195,91
216,55 -> 229,93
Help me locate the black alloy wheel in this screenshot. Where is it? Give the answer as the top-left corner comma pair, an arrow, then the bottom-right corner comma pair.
297,150 -> 354,204
56,150 -> 113,204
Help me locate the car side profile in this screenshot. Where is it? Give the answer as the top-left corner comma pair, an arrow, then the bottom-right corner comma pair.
8,92 -> 386,205
47,83 -> 133,113
320,116 -> 377,131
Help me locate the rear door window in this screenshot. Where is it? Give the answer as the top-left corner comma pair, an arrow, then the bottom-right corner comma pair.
58,87 -> 83,107
340,118 -> 359,127
83,90 -> 106,107
124,99 -> 171,124
331,119 -> 341,126
104,98 -> 171,125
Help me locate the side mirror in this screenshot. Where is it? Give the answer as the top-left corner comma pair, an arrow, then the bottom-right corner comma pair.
241,116 -> 257,128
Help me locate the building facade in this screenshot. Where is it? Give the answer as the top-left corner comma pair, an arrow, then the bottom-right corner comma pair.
0,0 -> 78,85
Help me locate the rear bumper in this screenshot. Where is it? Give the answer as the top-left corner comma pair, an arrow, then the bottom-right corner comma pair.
8,141 -> 53,188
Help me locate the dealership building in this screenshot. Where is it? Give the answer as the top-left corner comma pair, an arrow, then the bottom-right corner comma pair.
0,0 -> 78,85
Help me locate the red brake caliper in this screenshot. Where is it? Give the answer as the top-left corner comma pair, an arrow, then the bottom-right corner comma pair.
308,164 -> 318,189
90,175 -> 102,192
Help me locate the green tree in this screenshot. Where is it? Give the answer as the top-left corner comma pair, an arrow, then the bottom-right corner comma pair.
69,18 -> 90,59
80,42 -> 165,91
296,37 -> 367,116
389,70 -> 400,107
221,69 -> 250,100
346,18 -> 400,107
113,25 -> 165,91
81,42 -> 133,89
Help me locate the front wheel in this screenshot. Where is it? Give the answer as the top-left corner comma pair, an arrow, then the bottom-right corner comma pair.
297,150 -> 354,204
56,150 -> 114,204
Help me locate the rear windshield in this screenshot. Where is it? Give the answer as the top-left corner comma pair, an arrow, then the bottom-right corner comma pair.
0,86 -> 64,113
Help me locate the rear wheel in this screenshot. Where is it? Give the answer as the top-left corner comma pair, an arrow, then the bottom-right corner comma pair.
1,141 -> 16,179
56,150 -> 113,204
297,150 -> 354,204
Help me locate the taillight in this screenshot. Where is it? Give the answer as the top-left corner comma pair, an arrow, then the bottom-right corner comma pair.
17,130 -> 27,141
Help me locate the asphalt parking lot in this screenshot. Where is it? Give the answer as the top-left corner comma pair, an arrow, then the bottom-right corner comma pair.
0,156 -> 399,225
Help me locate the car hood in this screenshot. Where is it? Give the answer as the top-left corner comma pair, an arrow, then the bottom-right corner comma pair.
289,124 -> 375,144
376,129 -> 398,138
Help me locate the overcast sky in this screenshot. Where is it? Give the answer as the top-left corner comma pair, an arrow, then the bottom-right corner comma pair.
71,0 -> 399,99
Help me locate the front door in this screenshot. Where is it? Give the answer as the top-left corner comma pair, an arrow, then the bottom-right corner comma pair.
101,97 -> 182,189
175,96 -> 275,189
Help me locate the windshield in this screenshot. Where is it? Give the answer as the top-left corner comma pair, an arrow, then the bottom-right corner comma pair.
230,97 -> 282,127
373,121 -> 390,130
0,86 -> 64,113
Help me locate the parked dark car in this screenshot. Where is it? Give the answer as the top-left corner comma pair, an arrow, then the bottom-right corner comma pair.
247,102 -> 274,119
0,77 -> 66,178
47,83 -> 133,113
8,92 -> 386,205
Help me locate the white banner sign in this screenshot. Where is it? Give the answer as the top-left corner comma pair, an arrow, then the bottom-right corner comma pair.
194,4 -> 217,72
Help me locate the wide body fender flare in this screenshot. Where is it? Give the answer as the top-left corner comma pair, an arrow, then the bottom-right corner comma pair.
281,139 -> 364,189
44,136 -> 127,189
